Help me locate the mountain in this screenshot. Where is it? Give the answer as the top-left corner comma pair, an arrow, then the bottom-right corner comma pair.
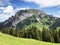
1,9 -> 60,43
0,9 -> 60,30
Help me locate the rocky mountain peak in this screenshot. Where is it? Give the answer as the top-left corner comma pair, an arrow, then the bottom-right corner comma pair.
3,9 -> 55,29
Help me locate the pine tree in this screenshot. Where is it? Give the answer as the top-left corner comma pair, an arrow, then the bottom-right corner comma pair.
42,27 -> 54,42
52,30 -> 60,43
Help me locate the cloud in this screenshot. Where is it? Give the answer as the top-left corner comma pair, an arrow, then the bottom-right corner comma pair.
3,6 -> 15,15
23,0 -> 60,7
0,5 -> 30,22
0,0 -> 11,6
0,5 -> 15,21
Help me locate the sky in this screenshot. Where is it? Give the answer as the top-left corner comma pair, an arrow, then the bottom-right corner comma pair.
0,0 -> 60,22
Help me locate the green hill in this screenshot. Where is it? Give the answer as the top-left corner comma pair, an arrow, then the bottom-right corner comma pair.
0,9 -> 58,30
0,32 -> 60,45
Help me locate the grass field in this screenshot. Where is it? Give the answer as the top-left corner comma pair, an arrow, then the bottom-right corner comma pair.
0,32 -> 60,45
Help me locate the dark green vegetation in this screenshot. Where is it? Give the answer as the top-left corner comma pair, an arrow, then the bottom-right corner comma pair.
0,32 -> 60,45
0,9 -> 60,43
1,26 -> 60,43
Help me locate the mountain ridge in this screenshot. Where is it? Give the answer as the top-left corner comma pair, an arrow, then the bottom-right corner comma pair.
0,9 -> 60,30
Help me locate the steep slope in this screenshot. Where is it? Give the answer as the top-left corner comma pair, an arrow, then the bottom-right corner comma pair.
16,9 -> 57,30
0,9 -> 59,30
0,32 -> 60,45
50,18 -> 60,29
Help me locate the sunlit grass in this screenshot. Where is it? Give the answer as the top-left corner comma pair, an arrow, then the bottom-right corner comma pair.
0,32 -> 60,45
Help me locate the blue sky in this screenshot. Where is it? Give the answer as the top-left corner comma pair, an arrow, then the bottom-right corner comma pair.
0,0 -> 60,22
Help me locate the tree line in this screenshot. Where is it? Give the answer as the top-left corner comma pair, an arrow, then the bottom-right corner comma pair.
1,26 -> 60,43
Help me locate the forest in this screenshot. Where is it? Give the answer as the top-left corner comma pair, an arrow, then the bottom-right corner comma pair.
1,26 -> 60,43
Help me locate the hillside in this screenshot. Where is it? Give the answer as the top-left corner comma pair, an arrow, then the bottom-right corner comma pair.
0,32 -> 60,45
0,9 -> 60,43
0,9 -> 59,30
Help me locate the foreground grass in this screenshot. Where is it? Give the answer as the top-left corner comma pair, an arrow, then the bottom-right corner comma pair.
0,32 -> 60,45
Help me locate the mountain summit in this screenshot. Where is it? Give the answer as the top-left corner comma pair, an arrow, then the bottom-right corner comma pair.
0,9 -> 60,30
3,9 -> 46,26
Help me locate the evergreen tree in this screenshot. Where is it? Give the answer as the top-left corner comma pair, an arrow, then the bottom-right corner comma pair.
53,30 -> 60,43
42,27 -> 54,42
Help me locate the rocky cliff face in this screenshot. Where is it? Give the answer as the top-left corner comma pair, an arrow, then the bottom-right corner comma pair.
4,9 -> 42,27
1,9 -> 59,30
12,12 -> 33,26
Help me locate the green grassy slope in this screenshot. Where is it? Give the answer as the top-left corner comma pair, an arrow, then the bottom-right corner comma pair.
17,15 -> 51,30
0,32 -> 60,45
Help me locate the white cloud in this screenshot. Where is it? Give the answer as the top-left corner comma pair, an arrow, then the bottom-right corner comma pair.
0,0 -> 30,22
0,5 -> 30,22
0,0 -> 11,6
0,5 -> 15,21
23,0 -> 60,7
0,14 -> 11,21
3,6 -> 15,15
0,7 -> 5,10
